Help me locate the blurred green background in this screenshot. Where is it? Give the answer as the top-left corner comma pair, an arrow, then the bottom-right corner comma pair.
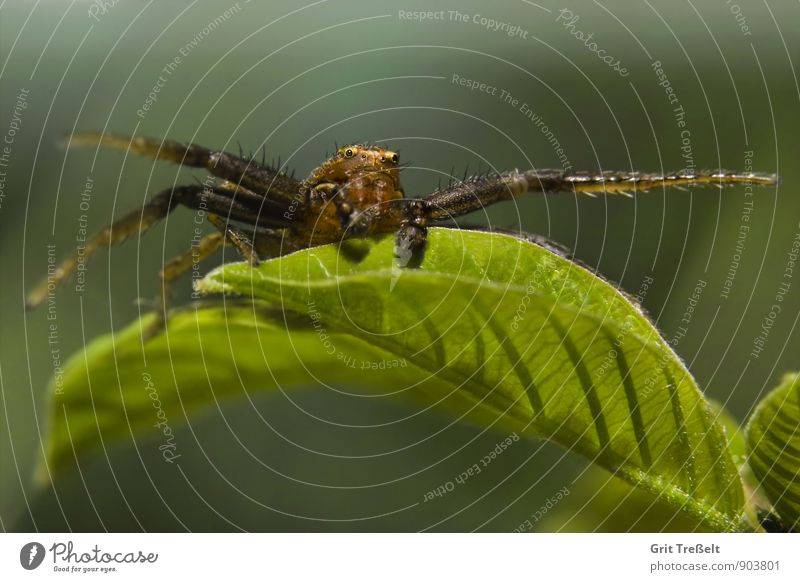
1,0 -> 798,531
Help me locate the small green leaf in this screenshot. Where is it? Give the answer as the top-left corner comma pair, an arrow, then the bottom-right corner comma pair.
42,227 -> 744,530
746,372 -> 800,529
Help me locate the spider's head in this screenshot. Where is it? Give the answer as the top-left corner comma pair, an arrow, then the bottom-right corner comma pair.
330,144 -> 400,180
304,144 -> 403,195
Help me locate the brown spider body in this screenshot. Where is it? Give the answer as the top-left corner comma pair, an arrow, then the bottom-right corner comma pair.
26,132 -> 778,336
297,145 -> 404,244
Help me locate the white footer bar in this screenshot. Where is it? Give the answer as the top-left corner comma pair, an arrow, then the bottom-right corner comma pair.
1,533 -> 797,580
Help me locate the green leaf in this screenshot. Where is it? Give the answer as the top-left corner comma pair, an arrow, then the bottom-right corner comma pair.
746,372 -> 800,529
199,227 -> 745,528
551,400 -> 754,533
38,306 -> 424,482
537,466 -> 710,532
708,399 -> 748,467
42,227 -> 744,530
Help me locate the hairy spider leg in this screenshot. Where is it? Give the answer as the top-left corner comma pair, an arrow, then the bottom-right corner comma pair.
146,231 -> 227,337
25,183 -> 288,310
206,213 -> 260,265
68,133 -> 303,208
157,215 -> 282,319
144,220 -> 294,338
393,168 -> 779,263
209,179 -> 304,262
159,216 -> 296,308
26,185 -> 197,309
423,168 -> 778,221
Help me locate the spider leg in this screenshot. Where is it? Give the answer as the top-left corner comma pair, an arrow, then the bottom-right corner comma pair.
206,213 -> 259,265
209,218 -> 301,260
26,185 -> 200,309
202,188 -> 304,261
157,220 -> 289,317
422,168 -> 778,221
68,133 -> 303,207
26,183 -> 290,309
149,223 -> 296,339
159,233 -> 224,299
202,178 -> 304,263
144,231 -> 226,339
211,178 -> 295,228
536,169 -> 777,196
389,168 -> 777,266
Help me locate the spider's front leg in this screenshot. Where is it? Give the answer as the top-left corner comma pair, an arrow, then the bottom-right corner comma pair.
388,167 -> 778,267
422,168 -> 778,222
387,172 -> 546,267
341,198 -> 431,267
392,200 -> 429,268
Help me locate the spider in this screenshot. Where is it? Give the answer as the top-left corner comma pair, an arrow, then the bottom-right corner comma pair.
27,132 -> 777,333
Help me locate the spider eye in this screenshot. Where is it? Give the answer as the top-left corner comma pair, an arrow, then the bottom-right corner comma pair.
391,154 -> 399,163
344,148 -> 353,158
361,154 -> 367,159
